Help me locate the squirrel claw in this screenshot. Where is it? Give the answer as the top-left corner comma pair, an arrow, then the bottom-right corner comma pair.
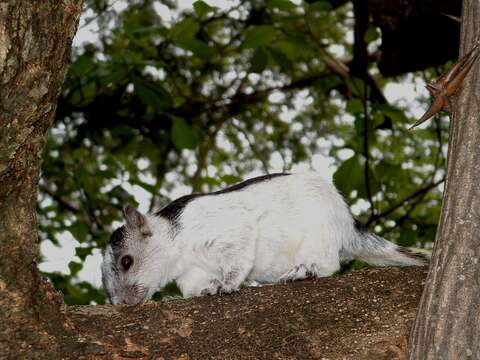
200,279 -> 223,296
410,41 -> 479,130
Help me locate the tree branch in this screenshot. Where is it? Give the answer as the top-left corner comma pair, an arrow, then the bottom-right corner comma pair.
363,81 -> 376,219
231,121 -> 270,174
9,267 -> 426,359
40,184 -> 80,214
366,177 -> 445,227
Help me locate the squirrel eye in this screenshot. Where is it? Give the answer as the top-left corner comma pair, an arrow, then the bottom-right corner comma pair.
121,255 -> 133,271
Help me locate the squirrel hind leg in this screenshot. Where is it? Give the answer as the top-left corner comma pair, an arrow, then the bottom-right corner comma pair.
200,279 -> 222,296
279,262 -> 339,283
279,264 -> 310,283
217,267 -> 250,294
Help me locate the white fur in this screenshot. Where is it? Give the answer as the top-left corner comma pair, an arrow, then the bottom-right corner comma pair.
102,172 -> 427,303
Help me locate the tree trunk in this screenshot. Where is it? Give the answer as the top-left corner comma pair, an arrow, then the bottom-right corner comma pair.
0,0 -> 83,356
407,1 -> 480,358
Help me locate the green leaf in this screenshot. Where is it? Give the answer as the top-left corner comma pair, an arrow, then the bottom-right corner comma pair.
399,227 -> 417,247
366,167 -> 381,197
171,116 -> 199,150
266,0 -> 297,11
377,160 -> 403,179
242,26 -> 277,49
309,1 -> 332,12
130,179 -> 156,193
221,175 -> 242,185
133,77 -> 173,111
76,247 -> 93,261
109,185 -> 135,203
80,82 -> 97,105
177,38 -> 213,60
333,156 -> 363,198
71,54 -> 95,76
374,104 -> 408,124
193,0 -> 215,17
346,99 -> 364,115
68,222 -> 90,243
344,78 -> 366,98
275,39 -> 312,61
68,261 -> 83,276
99,69 -> 126,86
267,46 -> 292,71
170,18 -> 200,41
364,24 -> 380,43
250,47 -> 269,73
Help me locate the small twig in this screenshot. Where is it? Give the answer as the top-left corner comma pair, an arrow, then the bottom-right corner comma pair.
80,0 -> 122,30
366,177 -> 445,227
440,13 -> 461,23
40,184 -> 79,213
71,171 -> 103,233
379,185 -> 434,237
362,80 -> 376,219
191,125 -> 222,192
231,122 -> 270,174
199,2 -> 243,26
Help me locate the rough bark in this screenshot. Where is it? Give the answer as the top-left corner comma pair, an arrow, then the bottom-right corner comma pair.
407,1 -> 480,358
0,267 -> 426,359
0,0 -> 83,355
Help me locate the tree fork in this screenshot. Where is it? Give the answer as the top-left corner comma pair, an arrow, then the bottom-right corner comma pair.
408,0 -> 480,358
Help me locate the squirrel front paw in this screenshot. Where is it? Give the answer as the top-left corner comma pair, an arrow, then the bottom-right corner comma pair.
200,279 -> 222,296
199,278 -> 240,296
279,264 -> 317,283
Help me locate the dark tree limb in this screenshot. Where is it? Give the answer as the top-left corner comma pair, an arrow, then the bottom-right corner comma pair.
366,177 -> 445,228
351,0 -> 369,77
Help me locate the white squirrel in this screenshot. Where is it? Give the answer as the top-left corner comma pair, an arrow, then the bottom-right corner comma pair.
102,172 -> 428,305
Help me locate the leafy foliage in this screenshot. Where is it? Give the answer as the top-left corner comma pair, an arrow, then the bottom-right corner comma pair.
39,0 -> 449,304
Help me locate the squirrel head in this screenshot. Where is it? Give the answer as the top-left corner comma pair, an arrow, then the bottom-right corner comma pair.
101,205 -> 158,305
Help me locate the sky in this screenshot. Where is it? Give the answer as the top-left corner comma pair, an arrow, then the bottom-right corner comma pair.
38,0 -> 430,290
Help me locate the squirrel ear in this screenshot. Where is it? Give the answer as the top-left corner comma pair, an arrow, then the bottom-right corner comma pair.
123,205 -> 152,237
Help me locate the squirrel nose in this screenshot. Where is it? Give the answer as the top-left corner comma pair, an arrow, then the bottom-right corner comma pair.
121,294 -> 142,305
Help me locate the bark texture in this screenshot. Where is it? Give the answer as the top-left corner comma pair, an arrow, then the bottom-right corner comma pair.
0,0 -> 83,355
407,1 -> 480,358
1,267 -> 426,359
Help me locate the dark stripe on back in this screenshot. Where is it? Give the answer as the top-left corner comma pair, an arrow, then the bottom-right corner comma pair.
211,173 -> 290,195
155,193 -> 203,224
155,173 -> 290,227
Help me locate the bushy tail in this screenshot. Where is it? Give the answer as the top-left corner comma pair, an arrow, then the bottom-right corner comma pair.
344,230 -> 430,267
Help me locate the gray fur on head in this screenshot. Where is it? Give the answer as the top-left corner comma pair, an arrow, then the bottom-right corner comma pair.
101,206 -> 156,305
